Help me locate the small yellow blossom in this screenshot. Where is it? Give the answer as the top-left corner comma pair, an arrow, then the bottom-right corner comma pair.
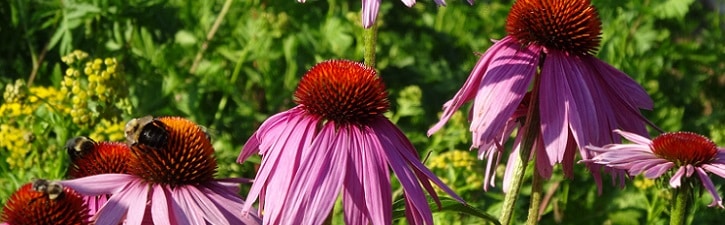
0,124 -> 32,169
89,119 -> 126,142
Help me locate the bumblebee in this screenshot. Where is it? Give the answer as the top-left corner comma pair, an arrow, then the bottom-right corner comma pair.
124,115 -> 168,149
65,136 -> 96,162
31,179 -> 63,200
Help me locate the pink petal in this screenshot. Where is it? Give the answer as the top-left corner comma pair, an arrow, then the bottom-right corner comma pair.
361,0 -> 380,28
613,129 -> 652,146
242,109 -> 316,222
470,39 -> 539,149
377,129 -> 434,224
702,163 -> 725,179
185,185 -> 229,225
539,51 -> 573,165
429,37 -> 536,140
60,174 -> 135,196
123,182 -> 150,225
200,182 -> 261,225
343,145 -> 370,225
669,166 -> 686,188
171,187 -> 205,225
151,185 -> 175,225
94,179 -> 147,225
283,123 -> 348,224
695,167 -> 724,208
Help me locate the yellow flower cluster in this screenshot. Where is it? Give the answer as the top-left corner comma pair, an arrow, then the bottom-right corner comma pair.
0,82 -> 69,119
60,50 -> 130,127
0,125 -> 32,169
427,150 -> 484,192
428,150 -> 477,171
89,119 -> 126,142
633,176 -> 656,190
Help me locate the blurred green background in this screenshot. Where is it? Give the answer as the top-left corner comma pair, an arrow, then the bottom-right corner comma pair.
0,0 -> 723,224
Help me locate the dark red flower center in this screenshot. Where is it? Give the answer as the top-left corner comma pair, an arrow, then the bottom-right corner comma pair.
125,116 -> 217,187
294,60 -> 390,125
66,136 -> 131,178
506,0 -> 602,55
651,132 -> 718,166
1,180 -> 90,225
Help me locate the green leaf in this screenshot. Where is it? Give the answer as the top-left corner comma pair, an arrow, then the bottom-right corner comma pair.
392,197 -> 501,225
652,0 -> 695,19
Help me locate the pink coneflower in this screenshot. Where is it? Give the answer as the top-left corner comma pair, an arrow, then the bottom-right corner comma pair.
587,130 -> 725,207
238,59 -> 463,225
428,0 -> 654,191
65,136 -> 131,216
61,116 -> 261,225
1,179 -> 90,225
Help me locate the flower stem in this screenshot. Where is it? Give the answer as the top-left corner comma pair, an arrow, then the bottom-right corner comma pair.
670,183 -> 691,225
363,21 -> 378,67
526,165 -> 543,225
499,73 -> 541,225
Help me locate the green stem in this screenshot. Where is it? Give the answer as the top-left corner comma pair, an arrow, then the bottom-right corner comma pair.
363,21 -> 378,67
670,183 -> 690,225
526,164 -> 543,225
499,73 -> 541,225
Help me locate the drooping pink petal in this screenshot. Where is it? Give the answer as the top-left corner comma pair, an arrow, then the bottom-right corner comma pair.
586,57 -> 653,110
242,108 -> 317,221
669,166 -> 687,188
282,123 -> 348,224
200,182 -> 261,225
539,51 -> 573,165
470,39 -> 539,150
695,167 -> 724,207
171,187 -> 205,225
238,109 -> 296,162
93,178 -> 147,225
151,185 -> 174,225
343,140 -> 371,225
377,118 -> 463,204
378,131 -> 434,224
352,126 -> 393,225
642,162 -> 675,179
185,185 -> 229,225
429,37 -> 536,140
702,163 -> 725,179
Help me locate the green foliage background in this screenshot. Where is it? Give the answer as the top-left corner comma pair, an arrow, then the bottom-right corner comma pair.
0,0 -> 723,224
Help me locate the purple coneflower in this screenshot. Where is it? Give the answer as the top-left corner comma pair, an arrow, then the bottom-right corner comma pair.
61,116 -> 262,225
1,179 -> 90,225
587,130 -> 725,207
428,0 -> 654,191
65,136 -> 131,216
238,59 -> 463,225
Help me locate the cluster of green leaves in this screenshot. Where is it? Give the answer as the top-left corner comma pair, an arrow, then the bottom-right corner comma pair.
0,0 -> 722,224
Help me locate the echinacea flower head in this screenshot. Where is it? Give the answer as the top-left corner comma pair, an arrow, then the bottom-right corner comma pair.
428,0 -> 654,192
61,116 -> 261,225
1,179 -> 90,225
239,59 -> 463,225
65,136 -> 131,216
66,136 -> 131,179
587,130 -> 725,208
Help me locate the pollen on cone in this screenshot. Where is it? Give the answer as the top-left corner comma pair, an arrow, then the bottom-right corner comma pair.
127,116 -> 217,187
506,0 -> 602,55
1,181 -> 90,225
294,59 -> 390,125
651,132 -> 718,166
